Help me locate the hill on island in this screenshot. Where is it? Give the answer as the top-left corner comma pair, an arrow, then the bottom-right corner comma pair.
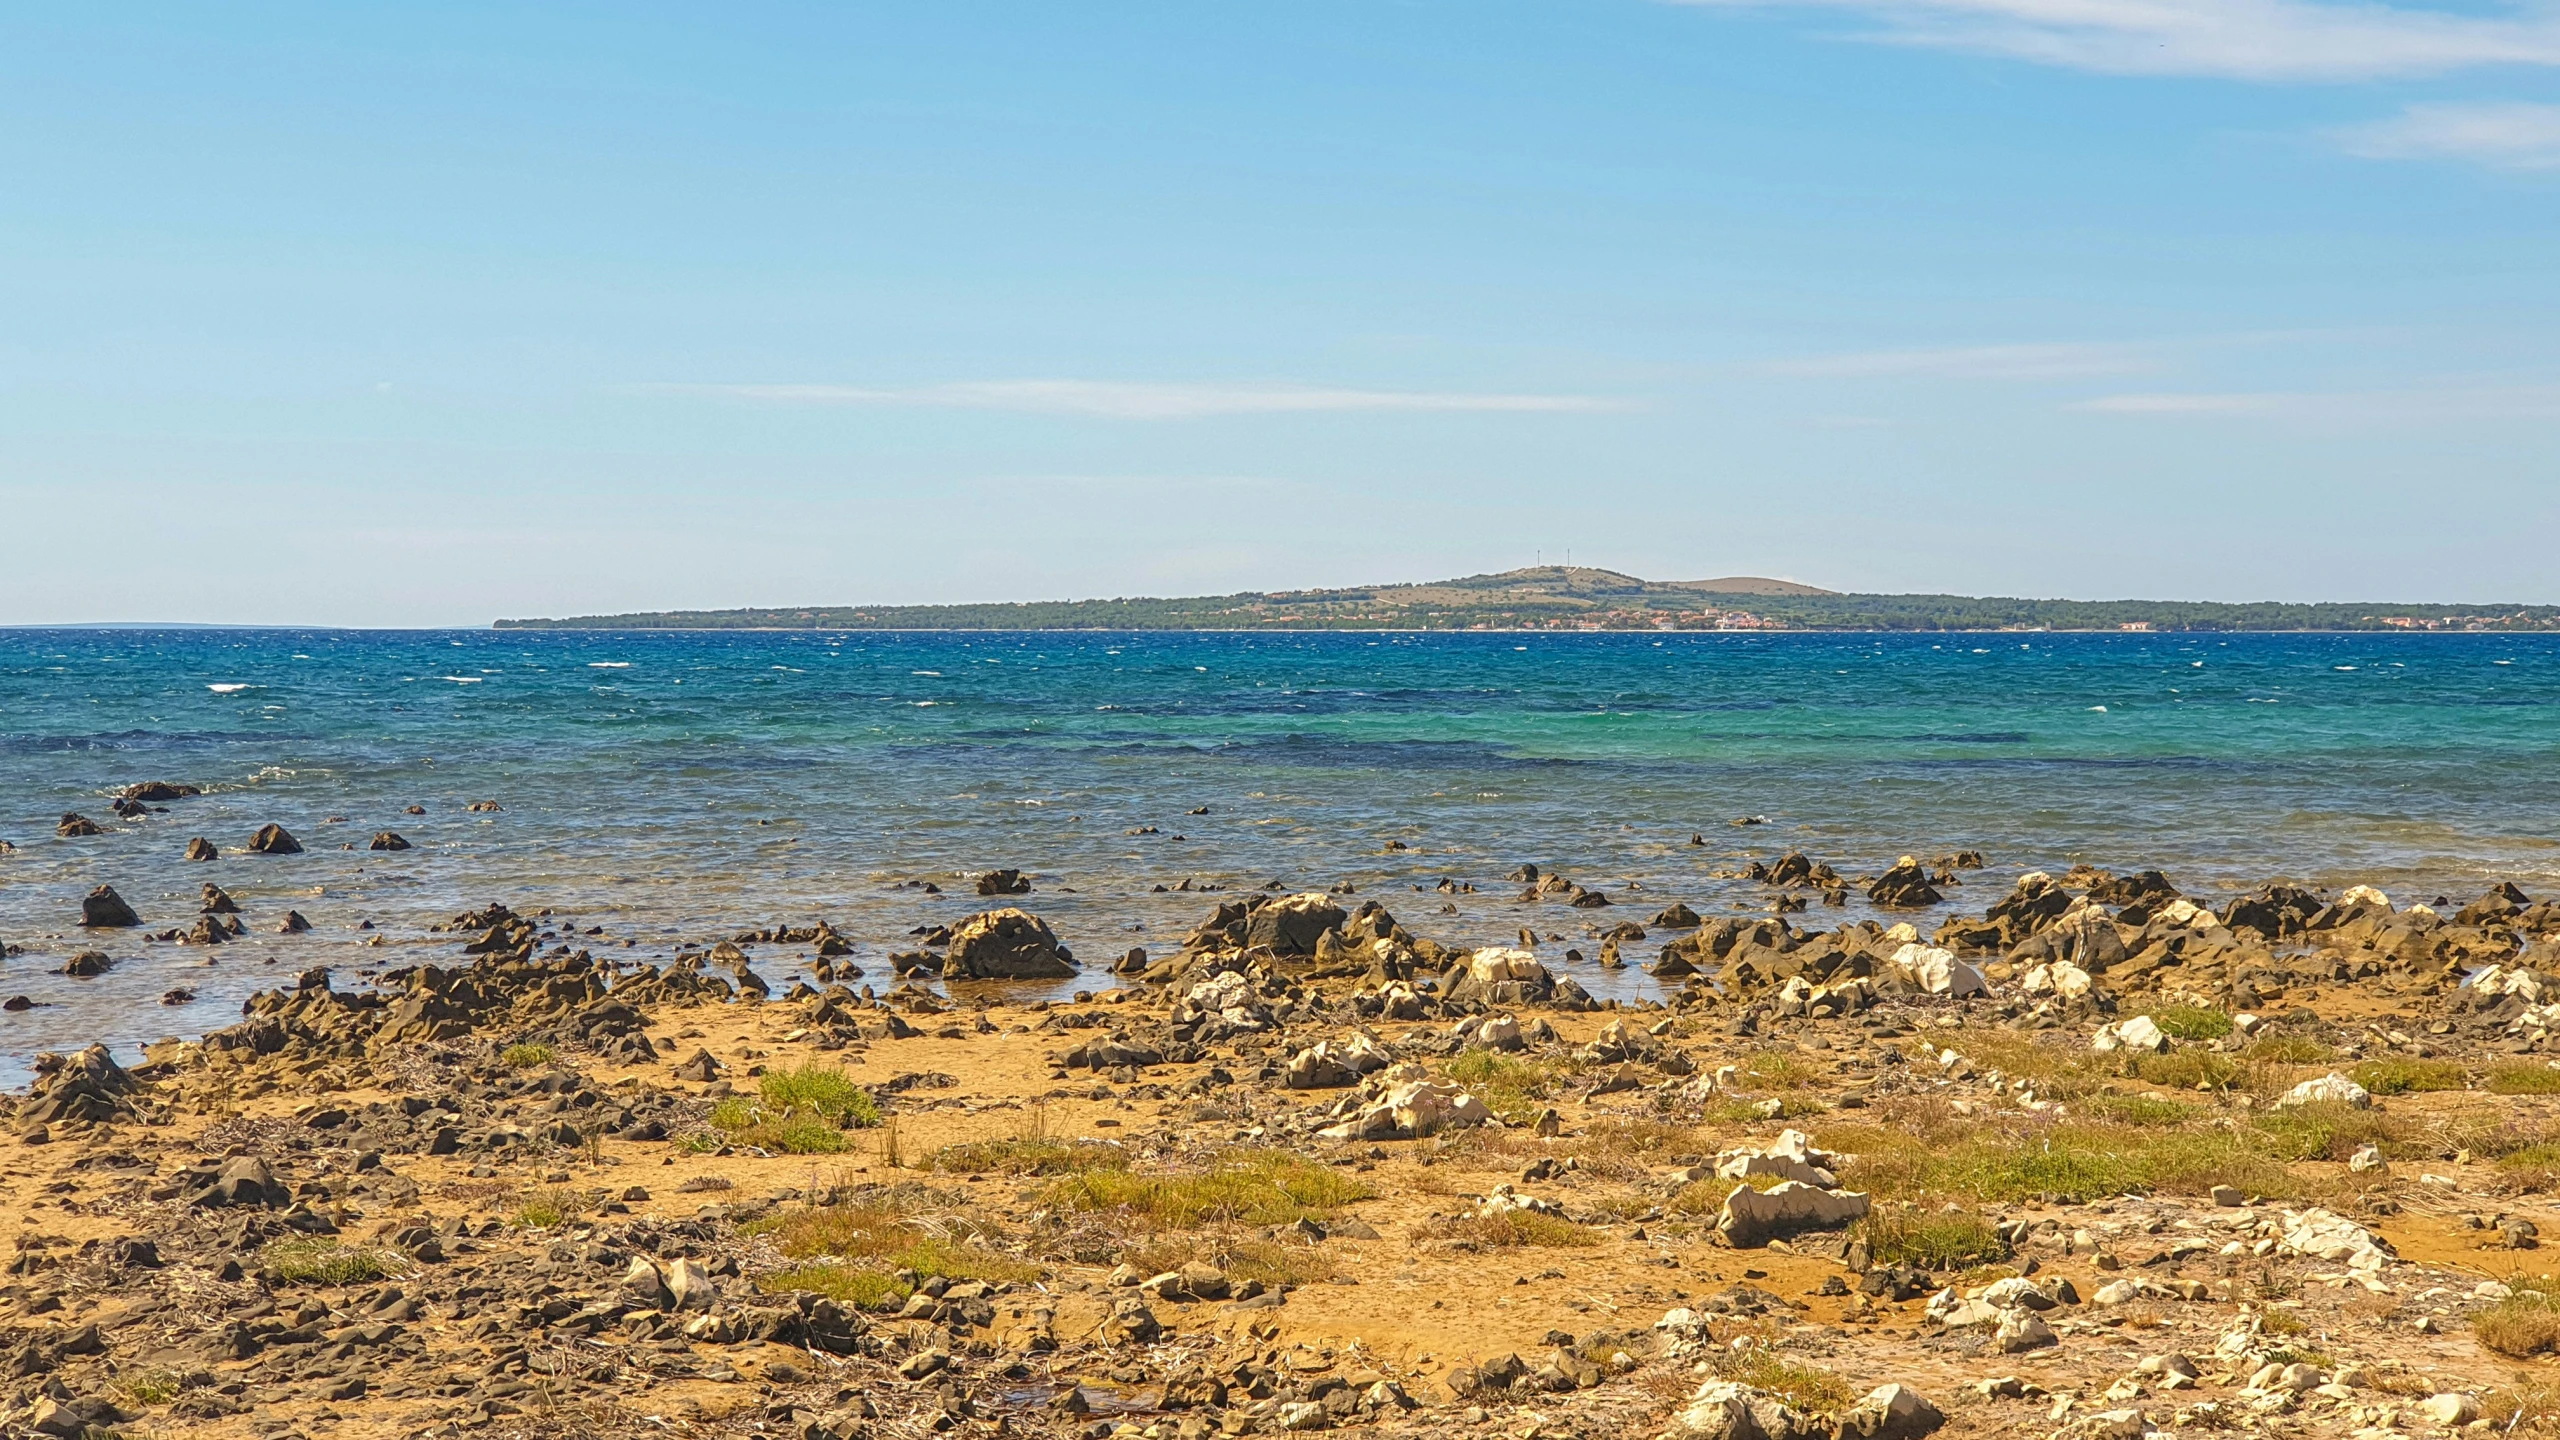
494,566 -> 2560,633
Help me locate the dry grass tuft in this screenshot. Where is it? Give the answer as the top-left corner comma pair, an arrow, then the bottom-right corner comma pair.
1043,1148 -> 1372,1227
2478,1287 -> 2560,1358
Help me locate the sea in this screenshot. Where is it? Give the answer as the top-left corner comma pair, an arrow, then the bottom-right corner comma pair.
3,627 -> 2556,1085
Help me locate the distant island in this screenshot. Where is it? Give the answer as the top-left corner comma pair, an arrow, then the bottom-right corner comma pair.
495,566 -> 2560,633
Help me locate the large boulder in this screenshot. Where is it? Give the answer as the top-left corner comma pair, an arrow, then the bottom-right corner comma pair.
946,909 -> 1076,979
79,885 -> 140,928
248,824 -> 303,855
1245,893 -> 1348,956
19,1045 -> 141,1126
1886,943 -> 1986,997
1716,1180 -> 1870,1248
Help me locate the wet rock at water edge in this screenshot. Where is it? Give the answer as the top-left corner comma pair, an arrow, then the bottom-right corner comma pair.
248,823 -> 303,855
56,812 -> 103,837
81,885 -> 142,928
276,910 -> 313,934
201,883 -> 241,914
121,780 -> 200,802
1866,855 -> 1944,908
59,952 -> 115,977
946,908 -> 1077,978
976,867 -> 1033,896
184,836 -> 218,861
369,831 -> 412,850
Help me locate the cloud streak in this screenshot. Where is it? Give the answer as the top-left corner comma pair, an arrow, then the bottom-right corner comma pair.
674,379 -> 1632,419
2339,101 -> 2560,169
1765,340 -> 2163,380
2077,385 -> 2560,419
1666,0 -> 2560,81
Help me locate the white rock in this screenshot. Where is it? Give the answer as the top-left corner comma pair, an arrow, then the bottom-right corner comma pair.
1466,947 -> 1549,984
2340,884 -> 2391,909
664,1257 -> 719,1312
2023,961 -> 2093,1002
1995,1310 -> 2059,1353
2278,1208 -> 2395,1275
2419,1392 -> 2480,1426
1889,943 -> 1988,998
2276,1072 -> 2371,1109
2348,1144 -> 2384,1173
1716,1180 -> 1870,1248
2093,1279 -> 2140,1305
2094,1015 -> 2169,1054
1714,1129 -> 1842,1188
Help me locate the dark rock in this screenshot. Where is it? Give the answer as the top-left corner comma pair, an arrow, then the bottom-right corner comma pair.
277,910 -> 312,933
1651,903 -> 1703,928
189,1155 -> 290,1208
2090,869 -> 2178,906
1244,893 -> 1349,956
55,813 -> 102,838
122,781 -> 201,802
202,883 -> 242,914
248,824 -> 303,855
162,988 -> 196,1005
976,868 -> 1033,896
184,836 -> 218,861
59,952 -> 114,977
369,832 -> 412,851
947,908 -> 1076,979
1866,856 -> 1944,909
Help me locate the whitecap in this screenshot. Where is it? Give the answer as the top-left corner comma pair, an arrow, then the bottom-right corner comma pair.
912,670 -> 942,677
588,661 -> 631,669
2087,705 -> 2108,712
440,676 -> 483,684
207,683 -> 255,693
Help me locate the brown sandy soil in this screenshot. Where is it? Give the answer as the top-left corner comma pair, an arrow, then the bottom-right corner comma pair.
10,874 -> 2560,1440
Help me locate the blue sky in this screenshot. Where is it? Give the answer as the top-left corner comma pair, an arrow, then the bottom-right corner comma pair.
5,1 -> 2557,624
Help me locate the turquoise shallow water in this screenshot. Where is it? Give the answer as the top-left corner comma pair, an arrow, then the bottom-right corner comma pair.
3,627 -> 2556,1080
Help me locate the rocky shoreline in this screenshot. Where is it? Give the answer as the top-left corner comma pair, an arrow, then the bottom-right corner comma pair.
9,846 -> 2560,1440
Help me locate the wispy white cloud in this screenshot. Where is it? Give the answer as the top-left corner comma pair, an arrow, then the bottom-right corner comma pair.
1665,0 -> 2560,81
1766,340 -> 2163,380
2076,385 -> 2560,418
670,379 -> 1631,419
2339,100 -> 2560,168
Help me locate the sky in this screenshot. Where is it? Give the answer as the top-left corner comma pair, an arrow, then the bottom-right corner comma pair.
4,1 -> 2558,626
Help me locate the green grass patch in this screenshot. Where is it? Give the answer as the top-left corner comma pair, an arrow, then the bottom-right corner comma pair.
1855,1205 -> 2009,1269
2080,1093 -> 2205,1127
1735,1049 -> 1819,1091
115,1368 -> 181,1407
1043,1149 -> 1372,1227
2135,1004 -> 2234,1041
759,1062 -> 883,1127
2348,1058 -> 2466,1096
2245,1101 -> 2411,1163
709,1069 -> 878,1154
758,1261 -> 915,1312
2128,1049 -> 2244,1091
2488,1064 -> 2560,1096
1706,1348 -> 1855,1415
500,1042 -> 557,1070
2244,1035 -> 2334,1064
515,1186 -> 586,1229
1840,1119 -> 2300,1204
932,1135 -> 1131,1175
745,1200 -> 1042,1302
1428,1209 -> 1601,1248
1122,1236 -> 1337,1288
1446,1051 -> 1577,1124
1704,1096 -> 1827,1125
2478,1287 -> 2560,1358
263,1237 -> 402,1285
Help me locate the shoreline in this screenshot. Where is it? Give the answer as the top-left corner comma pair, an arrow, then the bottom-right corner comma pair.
9,858 -> 2560,1438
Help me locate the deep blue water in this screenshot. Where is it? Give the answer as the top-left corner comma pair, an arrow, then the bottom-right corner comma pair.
3,627 -> 2556,1079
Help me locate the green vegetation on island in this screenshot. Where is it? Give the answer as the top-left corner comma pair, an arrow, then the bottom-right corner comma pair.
495,566 -> 2560,633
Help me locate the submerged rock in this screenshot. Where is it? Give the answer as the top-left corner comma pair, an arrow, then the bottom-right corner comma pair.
80,885 -> 141,928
